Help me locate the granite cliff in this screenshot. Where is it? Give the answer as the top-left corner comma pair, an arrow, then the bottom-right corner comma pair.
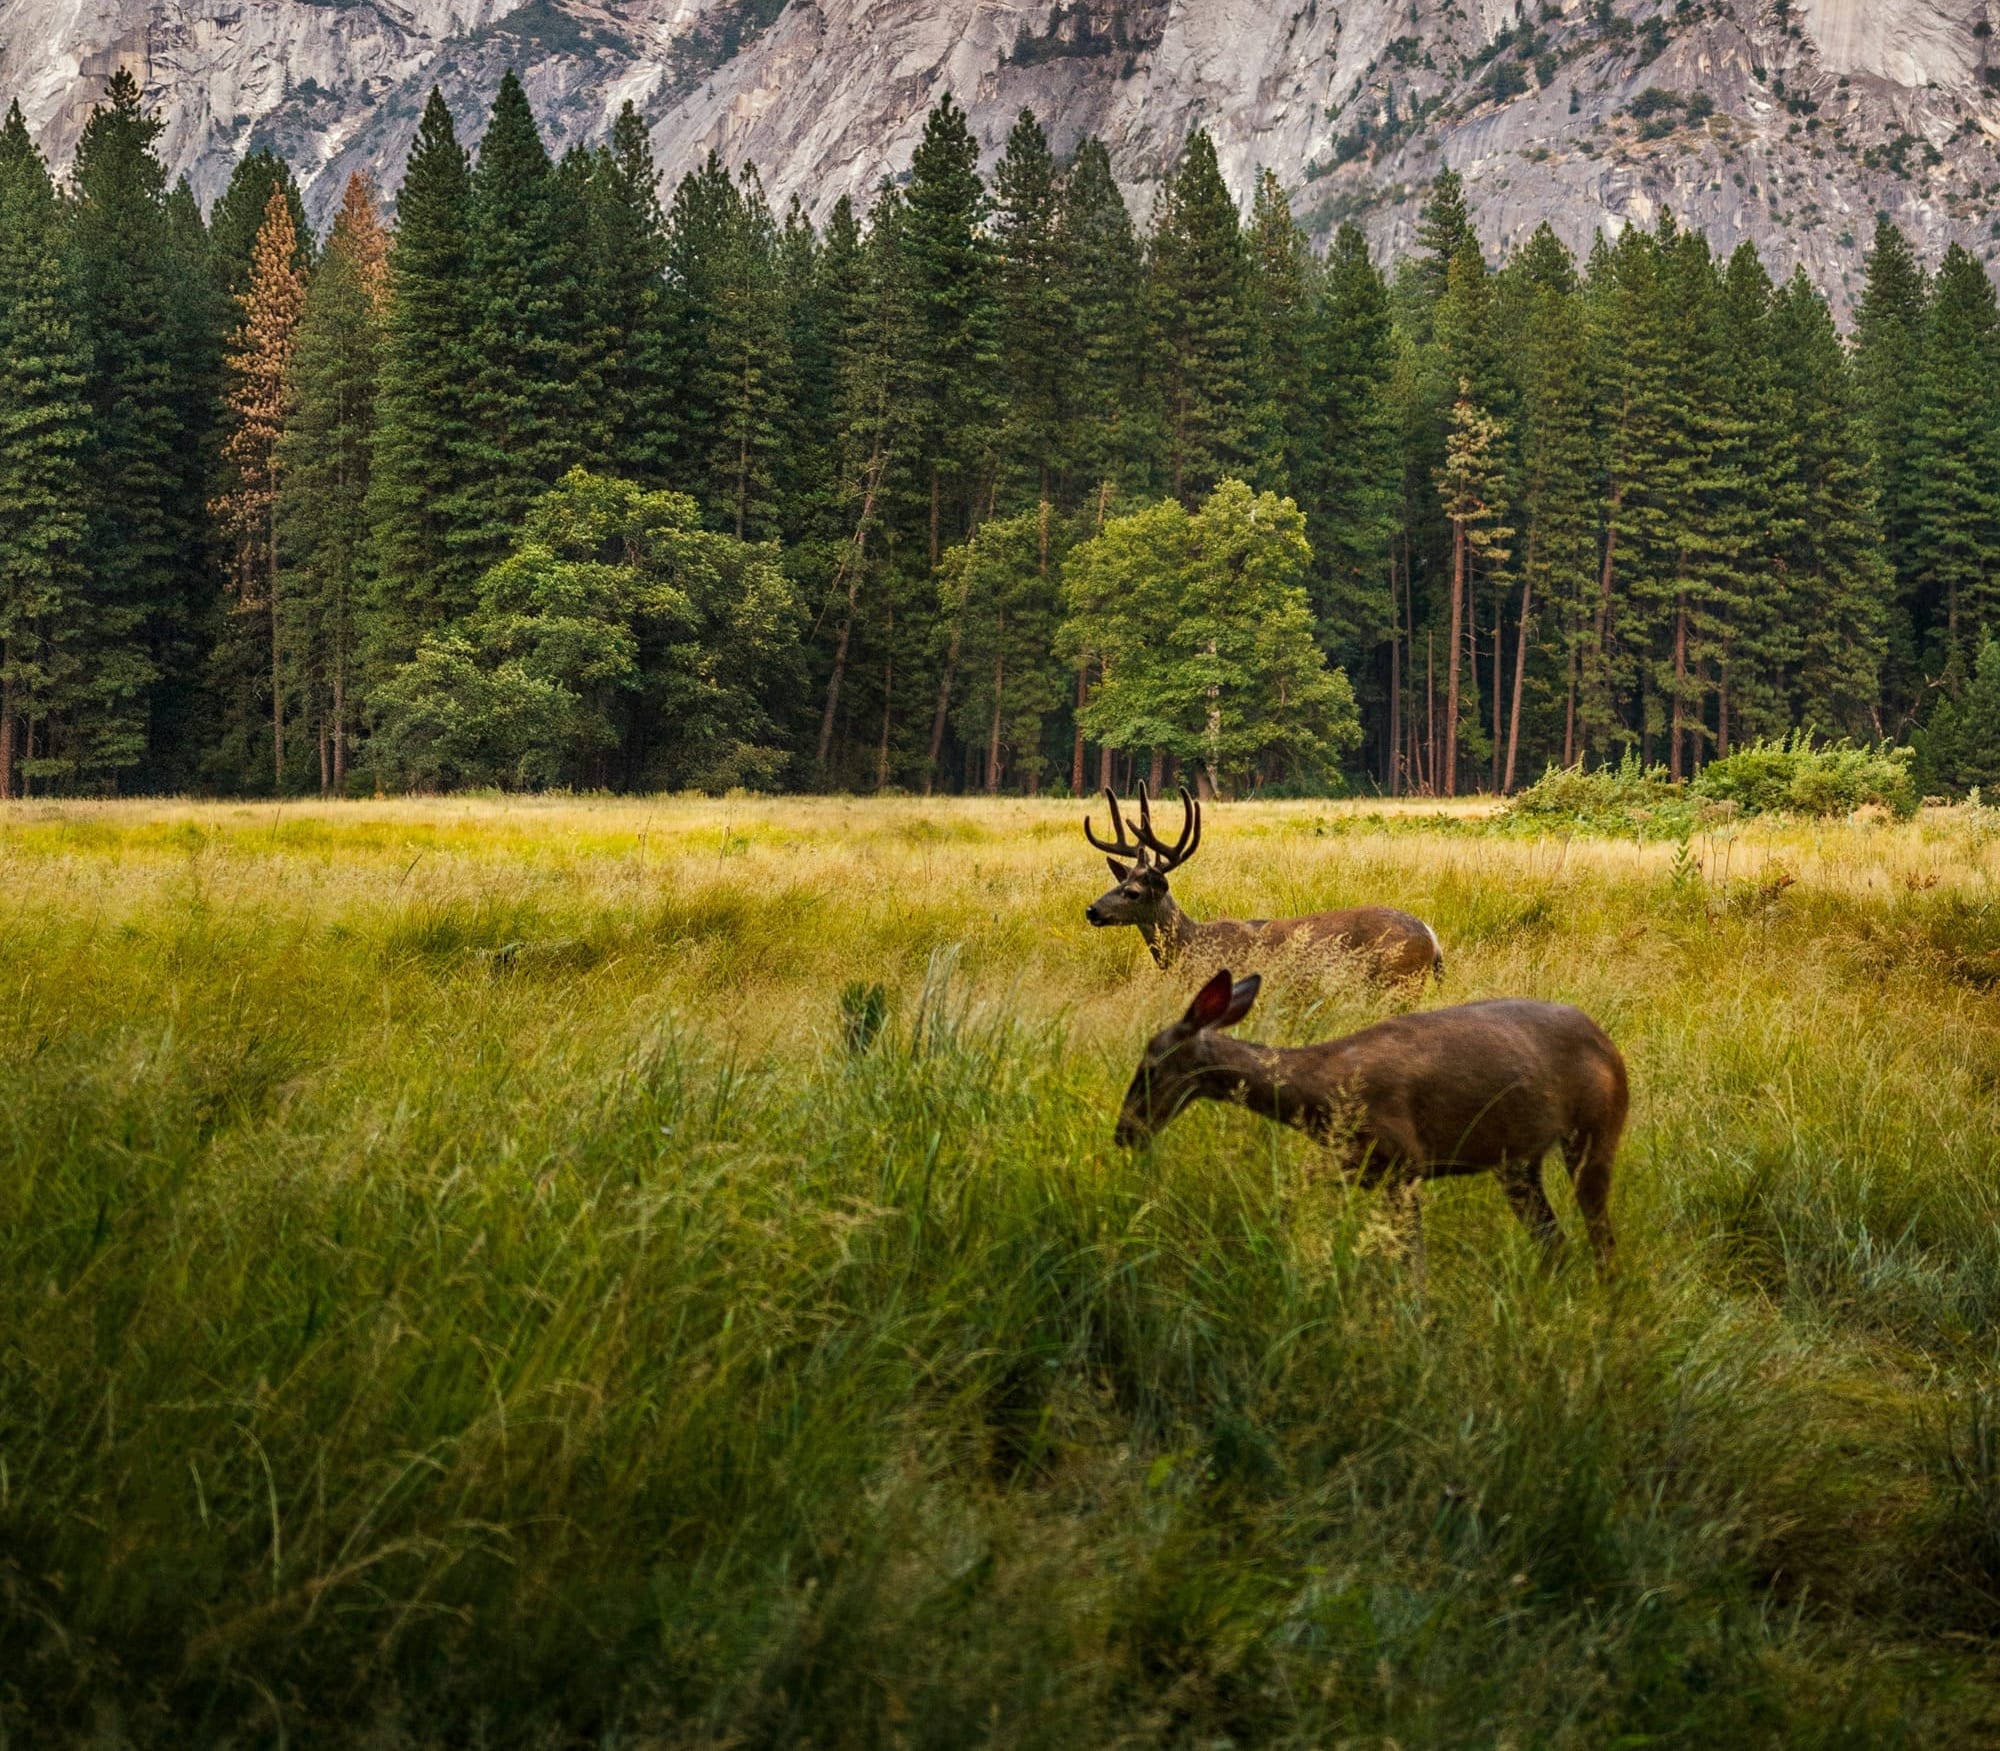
6,0 -> 2000,306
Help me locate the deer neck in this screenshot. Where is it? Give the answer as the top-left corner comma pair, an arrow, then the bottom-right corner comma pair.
1191,1034 -> 1322,1132
1142,892 -> 1199,967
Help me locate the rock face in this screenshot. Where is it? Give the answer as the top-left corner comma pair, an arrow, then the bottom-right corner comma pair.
6,0 -> 2000,310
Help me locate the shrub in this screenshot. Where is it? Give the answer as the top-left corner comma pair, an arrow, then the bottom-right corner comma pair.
1692,734 -> 1917,819
1496,752 -> 1701,838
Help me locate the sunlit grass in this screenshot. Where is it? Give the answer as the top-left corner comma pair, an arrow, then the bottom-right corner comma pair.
5,794 -> 2000,1744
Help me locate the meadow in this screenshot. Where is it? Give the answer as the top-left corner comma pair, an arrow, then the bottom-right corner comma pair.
6,792 -> 2000,1746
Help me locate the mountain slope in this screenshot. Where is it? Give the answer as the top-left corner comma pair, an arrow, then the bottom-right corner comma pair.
4,0 -> 1999,307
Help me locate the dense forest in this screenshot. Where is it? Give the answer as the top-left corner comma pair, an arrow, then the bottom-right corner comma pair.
1,70 -> 1997,799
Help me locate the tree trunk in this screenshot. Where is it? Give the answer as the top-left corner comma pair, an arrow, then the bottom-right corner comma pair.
1388,547 -> 1402,797
1670,598 -> 1688,784
1719,664 -> 1731,760
1505,569 -> 1533,794
817,446 -> 886,774
986,630 -> 1004,794
1425,630 -> 1436,797
1072,663 -> 1088,795
1098,740 -> 1113,792
270,513 -> 284,793
1491,574 -> 1503,793
0,665 -> 13,801
925,570 -> 971,793
877,604 -> 894,791
1563,618 -> 1578,768
318,719 -> 330,796
1445,519 -> 1465,796
332,631 -> 348,795
1149,746 -> 1164,793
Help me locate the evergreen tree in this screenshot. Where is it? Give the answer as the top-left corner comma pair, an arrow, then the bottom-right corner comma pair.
215,185 -> 308,790
68,70 -> 178,786
207,148 -> 311,298
992,109 -> 1068,503
366,87 -> 479,657
462,70 -> 592,562
584,103 -> 673,479
1057,136 -> 1147,503
1499,223 -> 1595,783
279,173 -> 387,794
704,166 -> 790,541
1853,219 -> 1929,703
1907,243 -> 2000,663
1436,382 -> 1512,793
1769,267 -> 1888,737
0,105 -> 88,796
1245,169 -> 1314,495
1147,131 -> 1253,504
1299,225 -> 1398,709
1407,165 -> 1476,329
899,91 -> 998,559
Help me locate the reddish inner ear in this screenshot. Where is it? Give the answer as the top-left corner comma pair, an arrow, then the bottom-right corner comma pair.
1186,968 -> 1236,1029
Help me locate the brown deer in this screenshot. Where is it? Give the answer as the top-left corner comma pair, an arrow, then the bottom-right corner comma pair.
1115,969 -> 1626,1272
1083,784 -> 1442,983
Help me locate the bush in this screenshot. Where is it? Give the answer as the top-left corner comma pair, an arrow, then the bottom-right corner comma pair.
1496,752 -> 1701,839
1692,734 -> 1916,819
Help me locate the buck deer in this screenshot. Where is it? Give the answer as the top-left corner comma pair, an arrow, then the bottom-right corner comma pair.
1083,784 -> 1442,983
1115,970 -> 1626,1272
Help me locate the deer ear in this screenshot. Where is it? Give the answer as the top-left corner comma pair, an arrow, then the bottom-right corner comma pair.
1183,968 -> 1238,1030
1106,857 -> 1131,880
1217,975 -> 1260,1030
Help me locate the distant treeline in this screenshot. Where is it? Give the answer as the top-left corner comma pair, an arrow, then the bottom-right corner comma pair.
1,70 -> 1995,798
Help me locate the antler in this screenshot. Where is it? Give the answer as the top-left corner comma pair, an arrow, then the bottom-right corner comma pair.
1132,782 -> 1201,874
1083,787 -> 1146,864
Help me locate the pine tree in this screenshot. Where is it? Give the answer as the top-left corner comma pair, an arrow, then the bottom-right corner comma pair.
280,173 -> 387,794
0,105 -> 88,796
584,103 -> 673,479
1057,136 -> 1147,502
1853,219 -> 1929,703
704,166 -> 790,540
367,87 -> 479,658
1299,224 -> 1398,767
207,148 -> 311,299
1907,243 -> 2000,664
992,110 -> 1068,503
68,70 -> 179,786
1245,169 -> 1314,496
1147,130 -> 1253,504
1407,166 -> 1476,331
900,91 -> 998,558
462,70 -> 592,562
1436,382 -> 1511,794
216,184 -> 308,790
1769,267 -> 1888,737
1499,224 -> 1595,784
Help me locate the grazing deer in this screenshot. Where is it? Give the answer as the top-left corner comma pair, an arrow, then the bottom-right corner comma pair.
1115,969 -> 1626,1272
1083,784 -> 1442,983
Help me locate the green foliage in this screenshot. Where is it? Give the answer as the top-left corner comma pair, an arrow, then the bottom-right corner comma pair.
1061,478 -> 1359,790
1498,752 -> 1697,837
365,87 -> 478,655
1693,733 -> 1917,818
371,468 -> 803,790
0,104 -> 88,793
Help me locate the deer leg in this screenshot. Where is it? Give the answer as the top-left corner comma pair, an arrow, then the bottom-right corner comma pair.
1565,1134 -> 1617,1270
1498,1158 -> 1566,1262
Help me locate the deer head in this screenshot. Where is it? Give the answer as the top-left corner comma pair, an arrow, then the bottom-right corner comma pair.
1115,968 -> 1261,1145
1082,782 -> 1201,931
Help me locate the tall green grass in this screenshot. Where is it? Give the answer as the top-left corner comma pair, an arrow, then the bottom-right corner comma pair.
4,797 -> 2000,1744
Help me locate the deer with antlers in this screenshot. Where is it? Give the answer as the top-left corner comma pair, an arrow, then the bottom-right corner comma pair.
1116,970 -> 1626,1273
1083,783 -> 1442,983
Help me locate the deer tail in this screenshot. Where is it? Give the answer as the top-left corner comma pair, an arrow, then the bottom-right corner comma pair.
1424,922 -> 1445,984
